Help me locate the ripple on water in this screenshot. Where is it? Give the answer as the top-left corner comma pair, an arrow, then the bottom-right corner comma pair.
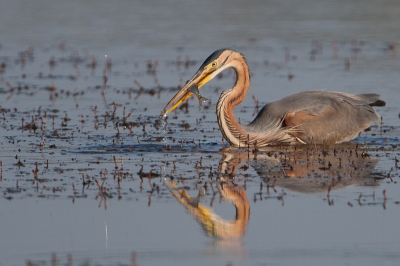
69,142 -> 223,154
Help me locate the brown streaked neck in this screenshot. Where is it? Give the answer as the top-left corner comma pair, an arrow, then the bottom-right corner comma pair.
216,52 -> 251,147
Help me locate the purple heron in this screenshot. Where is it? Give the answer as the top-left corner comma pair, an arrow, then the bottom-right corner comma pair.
161,49 -> 385,147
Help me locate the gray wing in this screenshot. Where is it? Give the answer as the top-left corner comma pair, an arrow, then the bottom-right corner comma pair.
247,91 -> 384,144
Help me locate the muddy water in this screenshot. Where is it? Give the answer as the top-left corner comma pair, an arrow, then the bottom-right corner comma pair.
1,1 -> 400,265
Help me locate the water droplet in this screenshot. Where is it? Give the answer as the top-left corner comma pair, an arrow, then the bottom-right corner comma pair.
161,114 -> 168,147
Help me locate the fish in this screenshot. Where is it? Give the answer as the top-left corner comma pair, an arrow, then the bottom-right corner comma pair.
189,84 -> 208,107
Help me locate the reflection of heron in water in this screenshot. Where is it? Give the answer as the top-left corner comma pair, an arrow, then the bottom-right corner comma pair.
165,179 -> 249,239
165,144 -> 380,239
219,144 -> 380,194
161,49 -> 385,147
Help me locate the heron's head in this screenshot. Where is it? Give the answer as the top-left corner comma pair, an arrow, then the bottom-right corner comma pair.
161,48 -> 239,117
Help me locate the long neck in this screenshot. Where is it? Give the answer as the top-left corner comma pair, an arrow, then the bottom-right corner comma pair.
216,54 -> 251,147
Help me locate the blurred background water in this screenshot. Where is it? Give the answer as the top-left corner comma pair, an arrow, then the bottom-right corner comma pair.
2,0 -> 400,53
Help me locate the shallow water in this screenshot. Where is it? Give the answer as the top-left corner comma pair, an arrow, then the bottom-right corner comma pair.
1,1 -> 400,265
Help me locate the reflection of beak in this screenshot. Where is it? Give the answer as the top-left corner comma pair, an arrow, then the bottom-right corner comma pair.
161,69 -> 212,117
165,179 -> 249,239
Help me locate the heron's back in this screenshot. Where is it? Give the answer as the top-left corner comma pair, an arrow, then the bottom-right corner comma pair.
248,91 -> 385,144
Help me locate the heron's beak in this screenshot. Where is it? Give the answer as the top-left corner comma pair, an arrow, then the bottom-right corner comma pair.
161,69 -> 212,117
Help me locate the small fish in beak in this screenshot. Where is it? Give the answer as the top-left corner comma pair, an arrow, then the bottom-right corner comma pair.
189,84 -> 209,107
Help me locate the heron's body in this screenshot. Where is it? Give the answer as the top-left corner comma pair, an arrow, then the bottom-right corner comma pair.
243,91 -> 383,145
161,49 -> 385,147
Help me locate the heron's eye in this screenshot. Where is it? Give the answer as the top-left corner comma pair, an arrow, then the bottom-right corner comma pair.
211,62 -> 217,68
